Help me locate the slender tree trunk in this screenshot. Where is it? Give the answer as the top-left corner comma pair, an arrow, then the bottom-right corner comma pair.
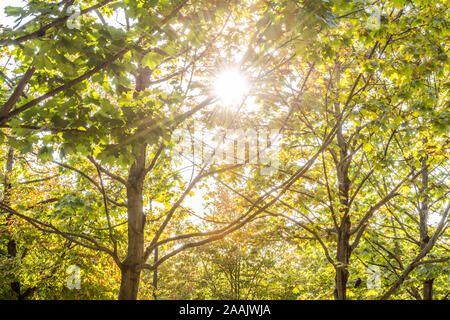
118,65 -> 150,300
118,145 -> 147,300
152,245 -> 158,299
334,215 -> 351,300
419,155 -> 433,300
333,123 -> 351,300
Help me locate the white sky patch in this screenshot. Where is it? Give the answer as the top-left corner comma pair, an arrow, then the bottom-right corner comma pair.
428,211 -> 444,227
245,95 -> 262,113
0,1 -> 26,28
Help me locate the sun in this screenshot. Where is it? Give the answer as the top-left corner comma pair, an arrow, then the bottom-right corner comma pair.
213,68 -> 249,106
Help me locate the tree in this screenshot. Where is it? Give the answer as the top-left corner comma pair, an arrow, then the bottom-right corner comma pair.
0,0 -> 338,299
0,0 -> 447,300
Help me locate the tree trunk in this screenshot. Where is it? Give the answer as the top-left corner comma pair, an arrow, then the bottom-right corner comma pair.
419,155 -> 434,300
152,245 -> 158,300
423,279 -> 433,300
119,263 -> 142,300
334,215 -> 351,300
118,145 -> 146,300
118,66 -> 150,300
333,122 -> 351,300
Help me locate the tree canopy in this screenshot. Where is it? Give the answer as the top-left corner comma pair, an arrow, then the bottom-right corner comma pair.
0,0 -> 448,300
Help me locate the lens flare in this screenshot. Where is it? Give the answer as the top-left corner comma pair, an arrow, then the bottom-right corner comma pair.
213,69 -> 249,106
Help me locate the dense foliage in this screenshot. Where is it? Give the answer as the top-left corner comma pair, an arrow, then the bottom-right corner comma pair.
0,0 -> 448,300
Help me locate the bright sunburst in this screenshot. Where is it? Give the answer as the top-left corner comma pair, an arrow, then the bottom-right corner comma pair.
213,69 -> 249,106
